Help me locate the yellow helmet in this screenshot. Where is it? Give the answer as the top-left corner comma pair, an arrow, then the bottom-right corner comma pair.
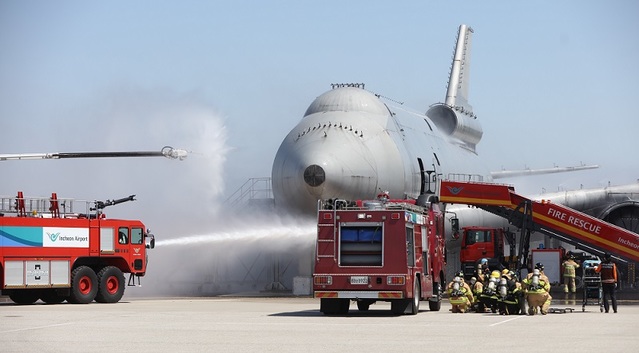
502,269 -> 509,275
491,270 -> 500,278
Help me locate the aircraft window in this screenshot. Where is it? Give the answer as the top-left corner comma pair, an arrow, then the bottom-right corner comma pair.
131,228 -> 144,245
118,227 -> 129,244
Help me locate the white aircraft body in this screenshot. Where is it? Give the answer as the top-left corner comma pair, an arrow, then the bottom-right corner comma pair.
272,24 -> 639,240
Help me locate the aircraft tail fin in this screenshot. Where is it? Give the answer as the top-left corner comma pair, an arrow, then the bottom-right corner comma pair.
445,24 -> 474,115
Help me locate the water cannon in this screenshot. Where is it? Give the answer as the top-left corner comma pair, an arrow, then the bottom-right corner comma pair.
0,146 -> 188,161
161,146 -> 188,160
91,195 -> 136,211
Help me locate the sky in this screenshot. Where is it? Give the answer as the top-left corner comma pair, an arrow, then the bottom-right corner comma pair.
1,1 -> 638,293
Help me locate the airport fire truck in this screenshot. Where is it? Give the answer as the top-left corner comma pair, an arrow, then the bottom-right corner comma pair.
0,146 -> 186,304
313,195 -> 446,315
0,191 -> 155,304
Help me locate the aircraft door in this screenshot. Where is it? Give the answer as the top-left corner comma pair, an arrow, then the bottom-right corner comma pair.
417,157 -> 438,196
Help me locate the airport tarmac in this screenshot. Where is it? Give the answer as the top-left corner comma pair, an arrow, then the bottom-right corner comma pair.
1,296 -> 637,353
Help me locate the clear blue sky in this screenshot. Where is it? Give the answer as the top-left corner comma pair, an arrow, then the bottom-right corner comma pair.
1,1 -> 638,234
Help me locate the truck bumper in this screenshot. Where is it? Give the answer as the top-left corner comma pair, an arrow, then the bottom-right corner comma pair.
314,291 -> 404,299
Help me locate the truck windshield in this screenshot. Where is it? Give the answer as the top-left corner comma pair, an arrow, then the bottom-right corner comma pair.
339,225 -> 383,266
131,228 -> 143,245
465,230 -> 491,245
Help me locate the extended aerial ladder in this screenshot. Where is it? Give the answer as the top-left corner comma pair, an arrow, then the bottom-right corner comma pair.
439,180 -> 639,271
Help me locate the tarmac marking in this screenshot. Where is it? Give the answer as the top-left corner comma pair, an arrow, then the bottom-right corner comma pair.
488,316 -> 526,327
0,321 -> 75,334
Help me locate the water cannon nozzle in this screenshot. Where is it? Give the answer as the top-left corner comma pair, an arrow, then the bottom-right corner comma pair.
161,146 -> 188,160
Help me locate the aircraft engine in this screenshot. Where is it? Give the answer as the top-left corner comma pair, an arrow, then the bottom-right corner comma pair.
601,201 -> 639,234
426,103 -> 483,150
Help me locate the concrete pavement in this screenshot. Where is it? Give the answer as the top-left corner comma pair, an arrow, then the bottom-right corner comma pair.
1,296 -> 637,353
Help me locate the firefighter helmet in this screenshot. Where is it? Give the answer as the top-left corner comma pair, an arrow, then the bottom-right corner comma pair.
491,270 -> 500,278
534,262 -> 544,271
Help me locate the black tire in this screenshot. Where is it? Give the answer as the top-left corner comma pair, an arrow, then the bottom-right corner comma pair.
428,298 -> 442,311
40,290 -> 67,304
357,300 -> 372,311
9,290 -> 40,305
408,281 -> 420,315
428,282 -> 442,311
337,299 -> 350,314
95,266 -> 125,303
68,266 -> 98,304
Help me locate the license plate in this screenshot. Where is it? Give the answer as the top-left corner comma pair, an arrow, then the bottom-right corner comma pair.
350,276 -> 368,285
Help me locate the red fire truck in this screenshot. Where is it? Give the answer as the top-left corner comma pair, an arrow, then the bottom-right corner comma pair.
313,196 -> 446,315
0,191 -> 155,304
458,226 -> 517,278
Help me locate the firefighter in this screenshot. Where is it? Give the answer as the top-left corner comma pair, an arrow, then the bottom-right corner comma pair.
477,258 -> 490,283
468,276 -> 483,312
595,253 -> 618,313
447,271 -> 474,313
562,254 -> 580,293
521,262 -> 552,315
497,270 -> 524,315
478,270 -> 501,313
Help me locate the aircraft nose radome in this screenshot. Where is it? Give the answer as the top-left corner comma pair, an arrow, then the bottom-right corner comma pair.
272,138 -> 379,214
303,164 -> 325,188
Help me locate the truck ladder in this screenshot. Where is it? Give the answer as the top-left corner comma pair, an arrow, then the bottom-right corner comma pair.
439,180 -> 639,263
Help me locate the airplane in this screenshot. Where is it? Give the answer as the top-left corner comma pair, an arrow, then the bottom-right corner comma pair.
270,24 -> 639,267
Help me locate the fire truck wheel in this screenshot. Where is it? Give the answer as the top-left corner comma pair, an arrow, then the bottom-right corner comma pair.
96,266 -> 125,303
409,281 -> 421,315
9,290 -> 40,305
69,266 -> 98,304
40,290 -> 67,304
428,282 -> 442,311
357,300 -> 372,311
428,298 -> 442,311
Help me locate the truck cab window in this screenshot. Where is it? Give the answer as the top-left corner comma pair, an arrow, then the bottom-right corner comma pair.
131,228 -> 143,245
118,227 -> 129,244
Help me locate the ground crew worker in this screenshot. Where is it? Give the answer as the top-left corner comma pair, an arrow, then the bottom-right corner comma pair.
595,253 -> 618,313
562,254 -> 580,293
447,271 -> 474,313
521,263 -> 552,315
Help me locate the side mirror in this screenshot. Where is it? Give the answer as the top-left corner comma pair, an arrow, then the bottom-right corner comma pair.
451,217 -> 460,233
146,234 -> 155,249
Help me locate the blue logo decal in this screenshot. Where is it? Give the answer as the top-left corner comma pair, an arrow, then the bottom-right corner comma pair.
446,186 -> 464,195
47,232 -> 60,242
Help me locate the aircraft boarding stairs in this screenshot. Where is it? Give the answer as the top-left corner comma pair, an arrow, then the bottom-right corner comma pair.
439,180 -> 639,266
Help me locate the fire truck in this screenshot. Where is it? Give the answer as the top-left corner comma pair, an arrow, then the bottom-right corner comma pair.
313,196 -> 446,315
440,180 -> 639,274
458,226 -> 517,278
0,146 -> 186,304
0,191 -> 155,304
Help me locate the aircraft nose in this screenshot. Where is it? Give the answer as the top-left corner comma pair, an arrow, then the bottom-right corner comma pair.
272,136 -> 378,214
